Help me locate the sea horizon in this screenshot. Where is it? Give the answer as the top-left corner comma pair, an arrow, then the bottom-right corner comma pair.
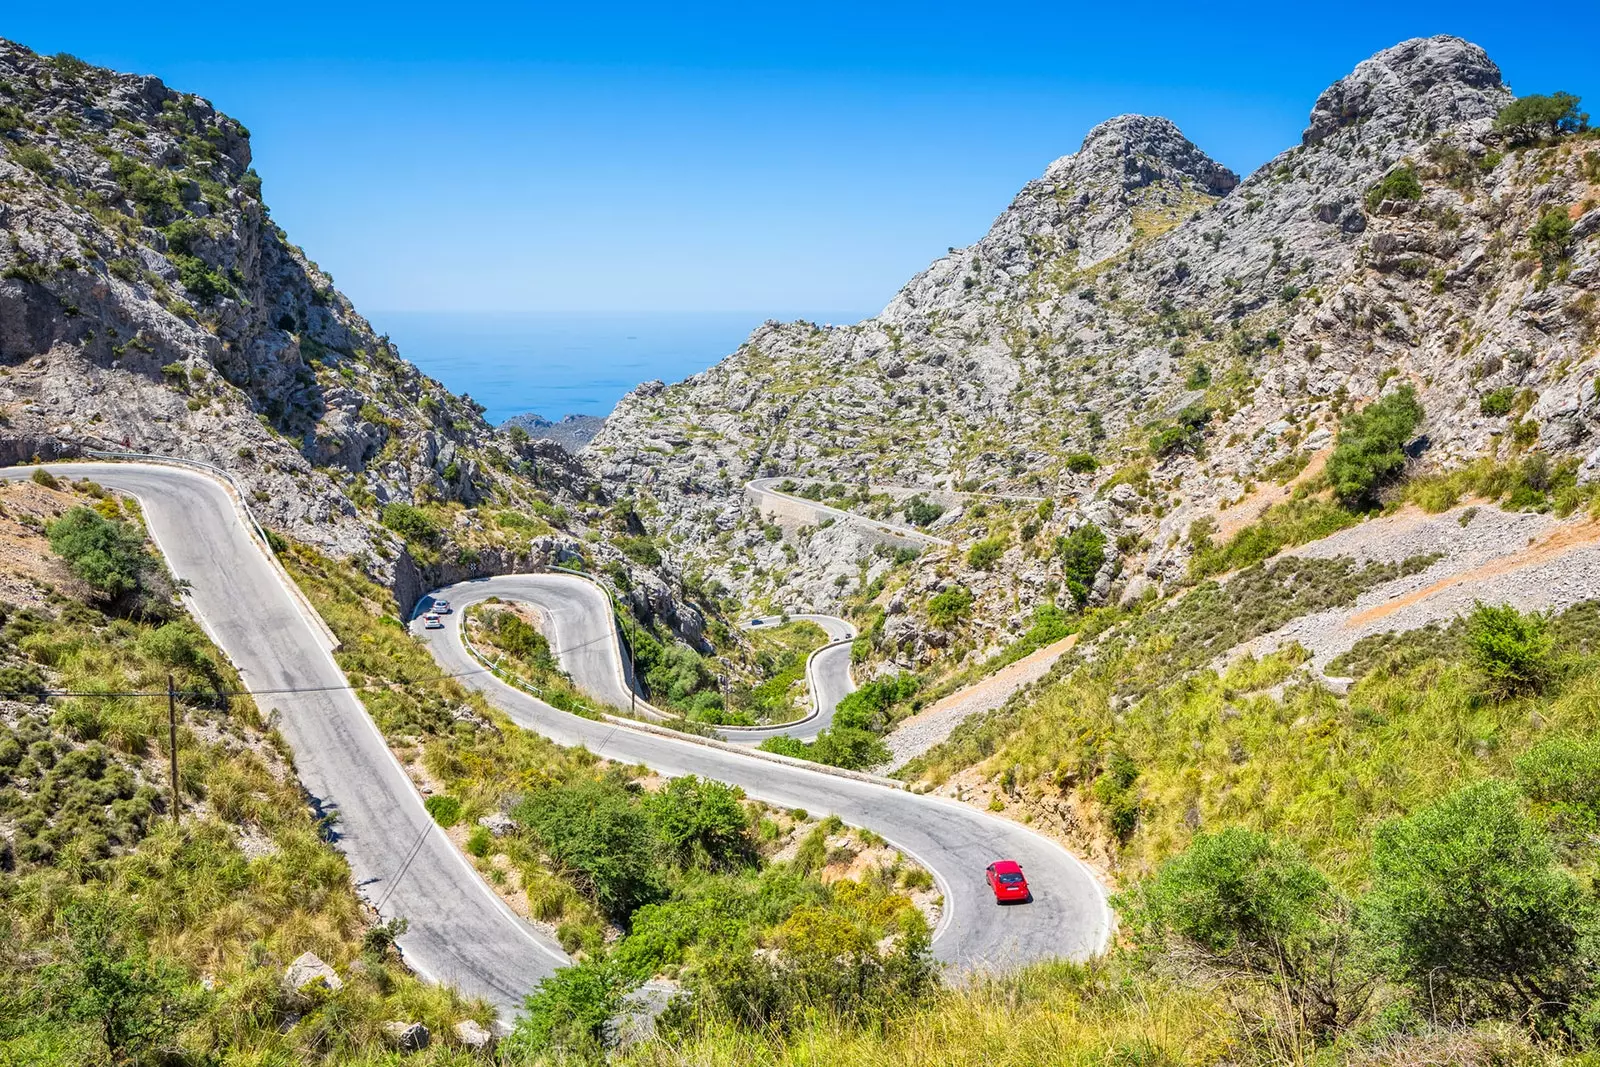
372,309 -> 873,425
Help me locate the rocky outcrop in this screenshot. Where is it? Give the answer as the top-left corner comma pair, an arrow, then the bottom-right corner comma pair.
1302,35 -> 1509,146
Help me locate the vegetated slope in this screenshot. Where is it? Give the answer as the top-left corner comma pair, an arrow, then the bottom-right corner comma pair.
0,40 -> 712,646
0,474 -> 498,1063
588,36 -> 1600,678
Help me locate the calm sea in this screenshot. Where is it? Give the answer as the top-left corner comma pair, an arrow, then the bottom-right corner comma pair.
372,310 -> 870,425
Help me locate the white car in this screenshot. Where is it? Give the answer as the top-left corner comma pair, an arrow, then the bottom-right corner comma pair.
423,614 -> 444,630
432,599 -> 453,614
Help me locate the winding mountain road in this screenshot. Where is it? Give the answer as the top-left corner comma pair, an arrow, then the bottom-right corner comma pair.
718,613 -> 857,743
422,575 -> 1112,977
5,461 -> 1112,1025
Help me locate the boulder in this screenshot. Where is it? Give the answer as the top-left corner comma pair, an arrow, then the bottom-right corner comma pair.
453,1019 -> 496,1050
283,951 -> 341,994
382,1021 -> 431,1052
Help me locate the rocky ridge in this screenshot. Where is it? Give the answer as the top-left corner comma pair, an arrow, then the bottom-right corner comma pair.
0,40 -> 708,640
586,36 -> 1600,672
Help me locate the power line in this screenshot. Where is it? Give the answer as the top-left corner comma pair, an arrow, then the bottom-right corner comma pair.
0,662 -> 500,702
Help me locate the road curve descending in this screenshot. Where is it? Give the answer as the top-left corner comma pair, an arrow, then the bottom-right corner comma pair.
422,575 -> 1114,974
1,464 -> 564,1019
719,613 -> 857,743
746,477 -> 952,549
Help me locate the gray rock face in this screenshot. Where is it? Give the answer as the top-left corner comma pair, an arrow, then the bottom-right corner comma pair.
1302,36 -> 1508,146
587,35 -> 1599,662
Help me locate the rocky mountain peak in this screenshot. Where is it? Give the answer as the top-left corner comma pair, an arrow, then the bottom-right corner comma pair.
1052,113 -> 1238,198
878,114 -> 1237,319
1302,35 -> 1510,147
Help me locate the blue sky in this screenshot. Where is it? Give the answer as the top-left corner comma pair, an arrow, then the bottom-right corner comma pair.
5,3 -> 1592,315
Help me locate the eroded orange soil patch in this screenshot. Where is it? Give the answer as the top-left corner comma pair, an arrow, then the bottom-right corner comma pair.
1214,447 -> 1332,541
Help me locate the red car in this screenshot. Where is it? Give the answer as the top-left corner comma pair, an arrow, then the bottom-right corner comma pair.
985,859 -> 1031,904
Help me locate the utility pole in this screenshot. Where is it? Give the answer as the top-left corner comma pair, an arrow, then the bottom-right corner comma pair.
167,673 -> 181,824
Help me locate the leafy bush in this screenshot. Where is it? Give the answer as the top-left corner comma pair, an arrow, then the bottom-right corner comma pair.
966,536 -> 1004,570
1147,404 -> 1212,456
1127,828 -> 1362,1034
1529,206 -> 1575,271
503,958 -> 624,1062
1466,601 -> 1553,698
615,535 -> 662,566
926,586 -> 973,628
1364,780 -> 1591,1025
1494,92 -> 1589,145
1518,736 -> 1600,847
1479,386 -> 1515,416
174,254 -> 231,304
648,776 -> 754,871
46,507 -> 149,600
423,794 -> 463,827
379,502 -> 439,544
1057,524 -> 1107,606
902,496 -> 944,527
833,674 -> 919,735
1363,165 -> 1423,211
9,144 -> 55,176
1325,386 -> 1423,507
1064,452 -> 1098,474
513,777 -> 665,921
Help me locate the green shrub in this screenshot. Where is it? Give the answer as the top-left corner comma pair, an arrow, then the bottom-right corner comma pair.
39,902 -> 203,1065
513,777 -> 664,921
174,254 -> 230,304
46,507 -> 149,600
966,536 -> 1005,571
31,468 -> 60,489
1518,736 -> 1600,847
1057,524 -> 1107,606
424,794 -> 463,827
648,776 -> 754,871
1125,828 -> 1362,1034
1466,601 -> 1553,698
1479,386 -> 1515,416
1364,780 -> 1589,1025
1325,386 -> 1423,508
926,586 -> 973,628
379,502 -> 439,544
902,496 -> 944,528
9,144 -> 53,175
1529,207 -> 1575,271
1064,453 -> 1098,474
504,959 -> 623,1062
1364,165 -> 1423,211
1148,404 -> 1212,457
615,535 -> 661,567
